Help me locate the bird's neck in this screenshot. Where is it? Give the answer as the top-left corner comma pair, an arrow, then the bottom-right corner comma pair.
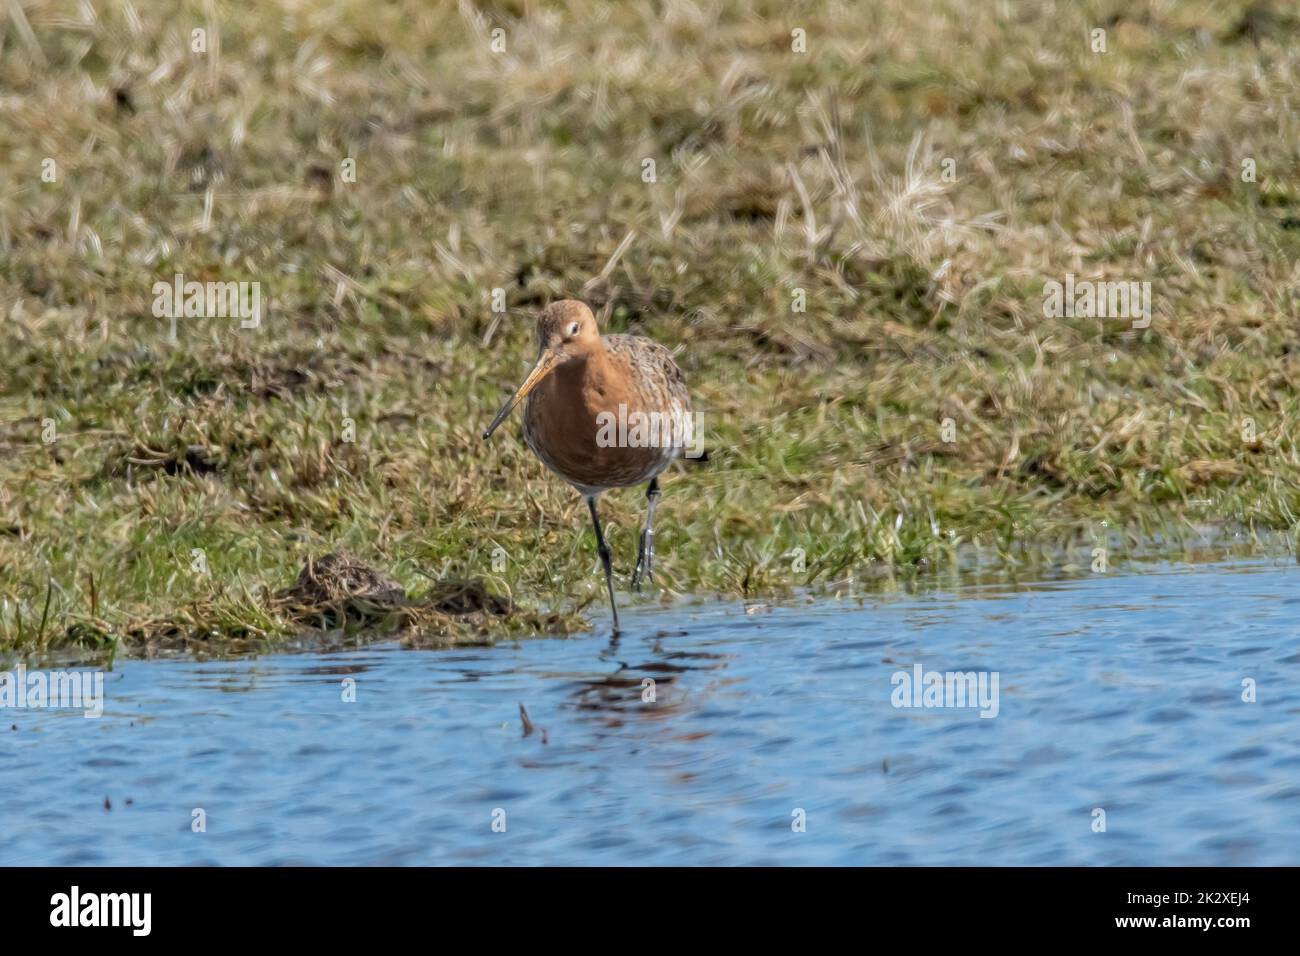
539,340 -> 624,421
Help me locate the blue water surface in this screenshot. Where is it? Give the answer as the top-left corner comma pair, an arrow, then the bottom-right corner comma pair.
3,559 -> 1298,865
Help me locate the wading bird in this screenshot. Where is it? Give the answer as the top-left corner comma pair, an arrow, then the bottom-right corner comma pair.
482,300 -> 693,632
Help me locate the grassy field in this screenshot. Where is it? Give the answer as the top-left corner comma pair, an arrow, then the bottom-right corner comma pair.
1,0 -> 1298,659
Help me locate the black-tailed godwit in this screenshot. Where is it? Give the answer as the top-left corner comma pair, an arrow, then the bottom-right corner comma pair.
483,300 -> 693,632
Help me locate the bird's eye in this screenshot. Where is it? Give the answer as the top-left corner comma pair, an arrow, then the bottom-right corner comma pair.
567,322 -> 579,336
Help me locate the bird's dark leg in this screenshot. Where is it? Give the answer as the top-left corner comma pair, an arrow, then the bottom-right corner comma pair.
632,477 -> 660,591
586,495 -> 620,633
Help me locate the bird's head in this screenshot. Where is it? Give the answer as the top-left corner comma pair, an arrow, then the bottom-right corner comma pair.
483,299 -> 599,440
535,299 -> 599,352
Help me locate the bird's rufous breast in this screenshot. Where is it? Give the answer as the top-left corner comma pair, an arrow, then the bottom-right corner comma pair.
524,339 -> 687,492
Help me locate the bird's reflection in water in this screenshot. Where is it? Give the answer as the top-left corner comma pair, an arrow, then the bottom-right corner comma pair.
564,627 -> 732,726
176,660 -> 378,695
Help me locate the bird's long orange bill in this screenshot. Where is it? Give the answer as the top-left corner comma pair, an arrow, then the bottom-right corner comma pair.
482,349 -> 560,439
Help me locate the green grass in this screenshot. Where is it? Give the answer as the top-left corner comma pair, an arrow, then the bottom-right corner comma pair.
2,0 -> 1298,659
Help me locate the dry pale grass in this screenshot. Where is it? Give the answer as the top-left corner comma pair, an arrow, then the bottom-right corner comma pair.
0,0 -> 1298,657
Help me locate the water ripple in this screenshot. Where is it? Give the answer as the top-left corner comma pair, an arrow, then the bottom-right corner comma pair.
3,559 -> 1299,864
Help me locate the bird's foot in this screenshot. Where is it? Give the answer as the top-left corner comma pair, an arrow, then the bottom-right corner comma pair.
632,531 -> 655,591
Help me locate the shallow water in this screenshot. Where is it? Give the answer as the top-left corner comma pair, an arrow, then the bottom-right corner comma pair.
4,559 -> 1299,865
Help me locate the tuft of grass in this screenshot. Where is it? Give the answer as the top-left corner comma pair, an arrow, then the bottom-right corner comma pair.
1,0 -> 1298,659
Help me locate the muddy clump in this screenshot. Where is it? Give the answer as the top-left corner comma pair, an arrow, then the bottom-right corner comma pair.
274,552 -> 549,647
43,553 -> 586,664
419,579 -> 513,617
282,552 -> 407,607
274,551 -> 408,633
